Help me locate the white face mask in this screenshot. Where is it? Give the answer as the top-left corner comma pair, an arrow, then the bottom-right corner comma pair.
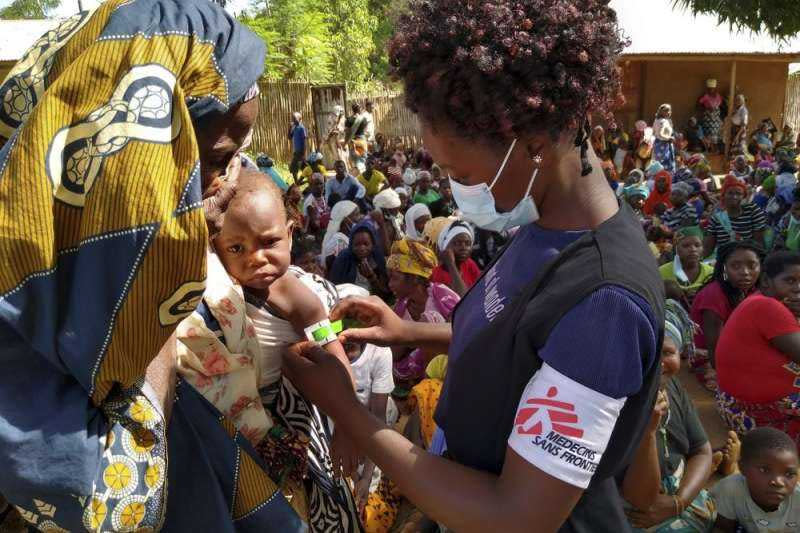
449,138 -> 539,232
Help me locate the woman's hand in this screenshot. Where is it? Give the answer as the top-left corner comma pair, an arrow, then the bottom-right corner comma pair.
647,389 -> 669,434
626,494 -> 681,529
440,247 -> 456,267
331,296 -> 410,347
330,430 -> 361,480
358,259 -> 376,281
282,341 -> 360,422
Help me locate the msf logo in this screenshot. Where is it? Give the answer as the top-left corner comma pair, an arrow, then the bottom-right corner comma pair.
515,386 -> 584,439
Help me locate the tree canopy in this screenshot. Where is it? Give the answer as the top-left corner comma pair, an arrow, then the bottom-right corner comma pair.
0,0 -> 60,19
675,0 -> 800,41
240,0 -> 382,86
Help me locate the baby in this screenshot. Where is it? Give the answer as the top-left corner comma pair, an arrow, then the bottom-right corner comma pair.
712,427 -> 800,533
176,168 -> 359,524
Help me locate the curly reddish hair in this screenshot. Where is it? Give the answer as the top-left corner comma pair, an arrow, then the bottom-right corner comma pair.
389,0 -> 628,143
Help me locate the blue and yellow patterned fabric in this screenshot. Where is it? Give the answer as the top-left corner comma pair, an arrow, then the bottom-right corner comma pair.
0,0 -> 304,530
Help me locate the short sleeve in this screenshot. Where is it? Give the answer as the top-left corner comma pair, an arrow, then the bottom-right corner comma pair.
710,475 -> 745,520
537,286 -> 658,399
692,283 -> 729,322
369,346 -> 395,395
750,297 -> 800,341
670,379 -> 708,453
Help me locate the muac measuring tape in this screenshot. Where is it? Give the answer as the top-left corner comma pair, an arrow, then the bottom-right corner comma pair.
303,318 -> 361,345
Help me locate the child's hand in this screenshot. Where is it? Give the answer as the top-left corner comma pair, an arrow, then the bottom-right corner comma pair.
330,430 -> 360,479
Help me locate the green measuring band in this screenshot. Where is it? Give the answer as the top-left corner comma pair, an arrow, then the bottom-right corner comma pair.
311,325 -> 336,342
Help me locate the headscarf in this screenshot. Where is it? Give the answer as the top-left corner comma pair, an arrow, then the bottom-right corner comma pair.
403,167 -> 418,186
322,200 -> 358,258
0,0 -> 304,529
672,181 -> 693,199
426,354 -> 448,381
386,239 -> 438,279
626,168 -> 645,185
664,299 -> 696,356
405,203 -> 432,240
643,170 -> 673,215
623,183 -> 650,200
645,161 -> 664,179
720,174 -> 747,199
762,175 -> 777,193
374,188 -> 401,210
395,185 -> 410,198
328,221 -> 387,285
673,167 -> 693,183
422,216 -> 454,252
676,225 -> 704,241
437,220 -> 474,255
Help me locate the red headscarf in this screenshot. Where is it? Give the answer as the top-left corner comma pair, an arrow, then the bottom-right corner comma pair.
643,170 -> 673,215
720,174 -> 747,199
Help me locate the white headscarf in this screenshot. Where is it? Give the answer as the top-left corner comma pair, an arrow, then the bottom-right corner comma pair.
403,167 -> 418,186
373,188 -> 401,210
437,220 -> 473,254
322,200 -> 358,258
404,203 -> 431,240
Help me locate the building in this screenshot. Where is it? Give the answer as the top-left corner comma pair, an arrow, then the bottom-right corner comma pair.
0,19 -> 61,82
610,0 -> 800,136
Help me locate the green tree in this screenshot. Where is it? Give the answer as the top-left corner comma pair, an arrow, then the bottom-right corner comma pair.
241,0 -> 381,86
324,0 -> 377,84
674,0 -> 800,41
0,0 -> 60,19
241,0 -> 335,82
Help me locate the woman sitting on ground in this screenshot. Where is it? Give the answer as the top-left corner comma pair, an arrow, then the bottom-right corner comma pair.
704,175 -> 768,258
689,241 -> 762,392
716,251 -> 800,445
621,301 -> 717,532
386,239 -> 459,386
328,221 -> 390,298
404,203 -> 432,241
659,226 -> 714,306
321,200 -> 361,268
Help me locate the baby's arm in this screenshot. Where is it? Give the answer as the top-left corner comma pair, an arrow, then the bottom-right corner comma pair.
268,273 -> 354,385
269,273 -> 360,476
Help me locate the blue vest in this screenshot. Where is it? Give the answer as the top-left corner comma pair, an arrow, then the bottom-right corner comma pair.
436,204 -> 665,532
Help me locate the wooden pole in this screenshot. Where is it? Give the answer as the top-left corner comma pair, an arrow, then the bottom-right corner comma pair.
725,60 -> 737,158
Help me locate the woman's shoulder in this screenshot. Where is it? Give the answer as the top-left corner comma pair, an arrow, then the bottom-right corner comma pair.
659,261 -> 676,279
691,280 -> 725,310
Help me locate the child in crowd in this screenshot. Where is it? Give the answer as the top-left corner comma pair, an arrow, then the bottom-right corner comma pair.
712,428 -> 800,532
291,238 -> 325,277
177,168 -> 360,528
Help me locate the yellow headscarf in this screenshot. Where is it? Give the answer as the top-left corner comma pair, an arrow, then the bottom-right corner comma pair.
422,216 -> 455,254
386,238 -> 438,279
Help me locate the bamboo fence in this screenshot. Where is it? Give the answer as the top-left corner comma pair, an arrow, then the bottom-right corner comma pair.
785,73 -> 800,131
251,80 -> 319,165
250,80 -> 422,164
350,88 -> 422,149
